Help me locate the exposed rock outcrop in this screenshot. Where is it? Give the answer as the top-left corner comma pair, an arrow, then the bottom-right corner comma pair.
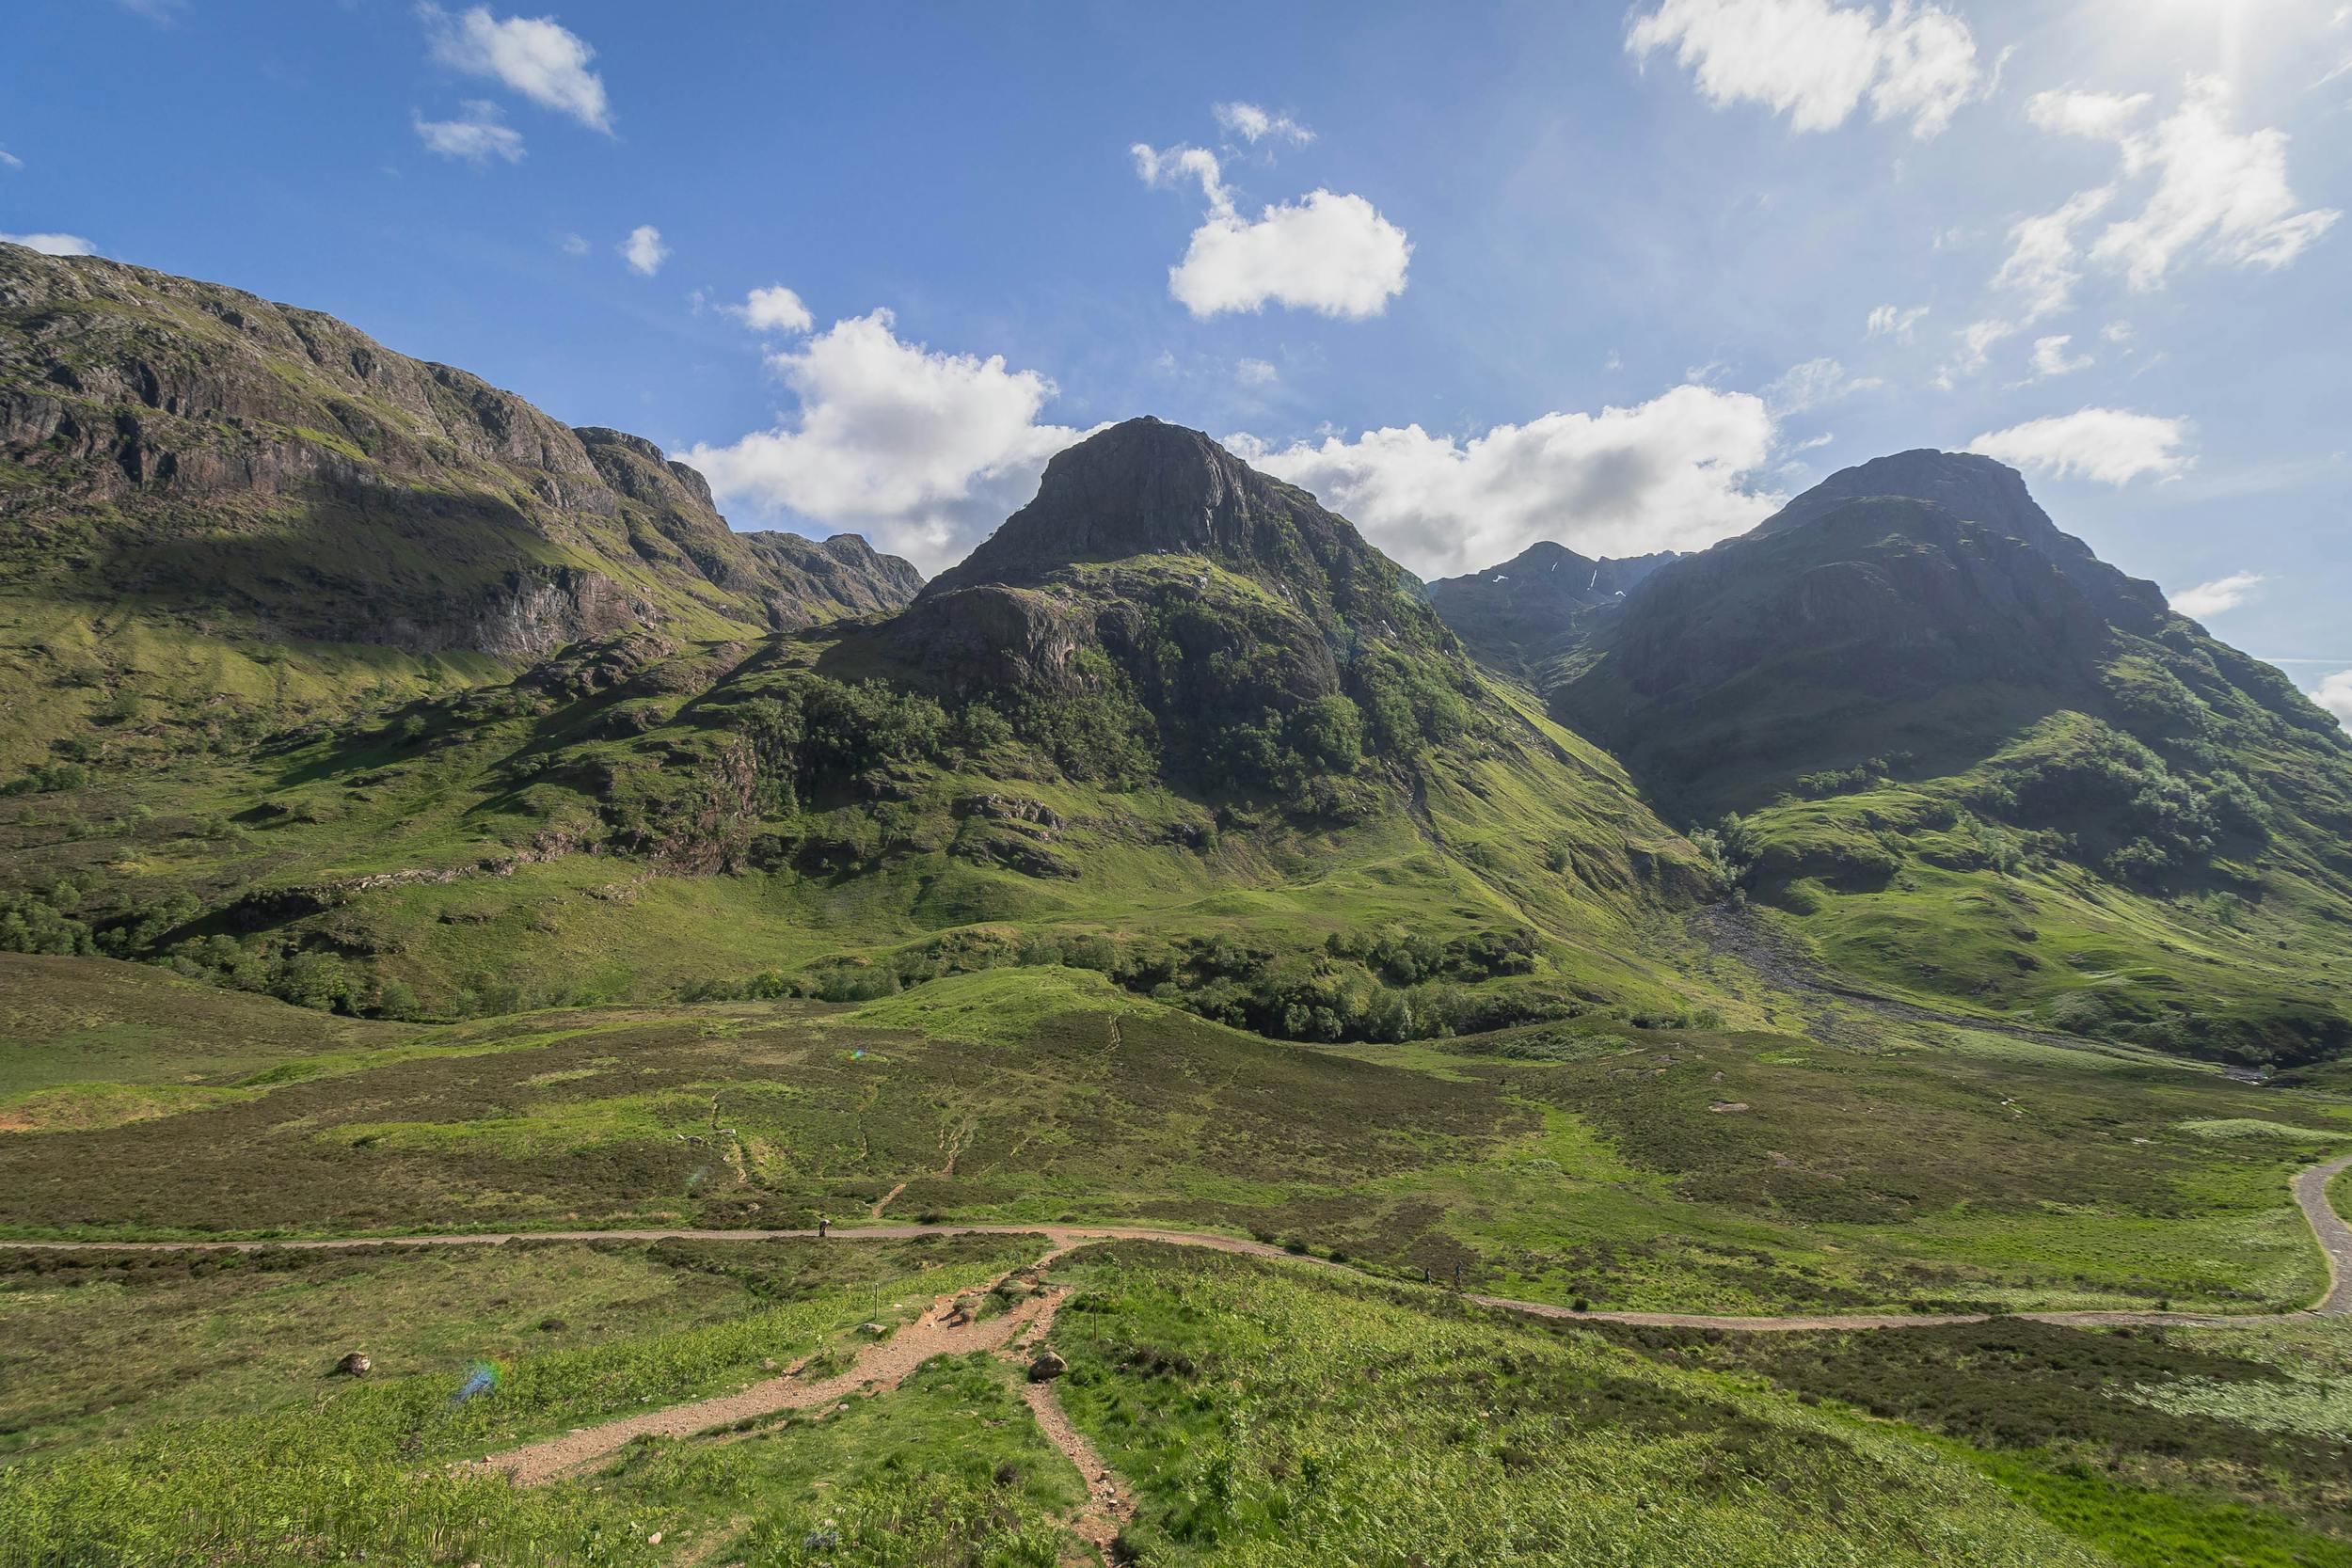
0,244 -> 922,657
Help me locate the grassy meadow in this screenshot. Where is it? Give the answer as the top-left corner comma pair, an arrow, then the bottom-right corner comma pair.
5,953 -> 2345,1317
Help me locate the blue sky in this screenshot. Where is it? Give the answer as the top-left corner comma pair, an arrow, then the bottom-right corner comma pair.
4,0 -> 2347,718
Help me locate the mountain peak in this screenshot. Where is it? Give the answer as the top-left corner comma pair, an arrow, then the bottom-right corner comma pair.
921,417 -> 1282,596
1756,448 -> 2165,630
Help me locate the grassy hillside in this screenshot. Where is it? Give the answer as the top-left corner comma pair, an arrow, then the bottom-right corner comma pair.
11,1228 -> 2349,1566
0,245 -> 921,773
1512,462 -> 2352,1070
0,549 -> 1718,1044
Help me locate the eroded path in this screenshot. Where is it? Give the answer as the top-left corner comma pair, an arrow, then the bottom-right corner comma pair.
9,1155 -> 2348,1331
471,1276 -> 1063,1486
997,1287 -> 1135,1564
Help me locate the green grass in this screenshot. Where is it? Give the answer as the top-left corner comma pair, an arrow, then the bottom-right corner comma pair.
1587,1314 -> 2352,1563
5,959 -> 2343,1323
1048,1242 -> 2106,1566
0,1233 -> 1036,1565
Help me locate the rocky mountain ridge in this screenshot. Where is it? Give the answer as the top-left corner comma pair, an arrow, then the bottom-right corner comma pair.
0,244 -> 921,659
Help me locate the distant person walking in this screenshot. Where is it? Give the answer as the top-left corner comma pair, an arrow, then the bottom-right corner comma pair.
818,1215 -> 830,1240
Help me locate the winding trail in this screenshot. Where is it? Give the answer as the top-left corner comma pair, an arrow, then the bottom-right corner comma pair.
8,1153 -> 2347,1332
469,1276 -> 1066,1486
997,1288 -> 1136,1565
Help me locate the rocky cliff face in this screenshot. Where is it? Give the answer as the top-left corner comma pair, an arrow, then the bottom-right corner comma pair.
1539,450 -> 2347,815
0,245 -> 921,657
1749,449 -> 2166,632
1604,498 -> 2112,703
884,417 -> 1456,692
847,417 -> 1479,786
1428,541 -> 1678,680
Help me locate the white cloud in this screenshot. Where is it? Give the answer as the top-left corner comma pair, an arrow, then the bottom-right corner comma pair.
2312,671 -> 2352,732
0,150 -> 22,171
1969,407 -> 2193,485
1134,133 -> 1410,320
1866,302 -> 1928,341
559,231 -> 589,255
2018,77 -> 2338,298
413,101 -> 524,164
0,232 -> 98,256
2090,76 -> 2339,289
2169,571 -> 2265,618
1234,356 -> 1279,387
1214,102 -> 1313,145
1991,185 -> 2114,322
682,309 -> 1085,573
1236,383 -> 1781,577
1626,0 -> 1990,138
1763,356 -> 1881,414
1168,190 -> 1411,319
421,5 -> 612,134
1132,142 -> 1232,213
618,224 -> 668,277
1935,316 -> 2017,386
2026,87 -> 2150,140
2101,319 -> 2132,344
724,284 -> 814,335
2027,333 -> 2091,379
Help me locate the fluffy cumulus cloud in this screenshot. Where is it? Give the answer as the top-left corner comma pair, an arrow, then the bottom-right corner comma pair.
2169,571 -> 2265,618
1214,102 -> 1313,145
1233,383 -> 1781,578
2313,671 -> 2352,733
413,101 -> 524,164
725,284 -> 814,334
683,309 -> 1086,572
1626,0 -> 1990,138
422,5 -> 612,133
1969,407 -> 2193,485
0,231 -> 98,256
1168,190 -> 1411,319
618,225 -> 668,277
1133,131 -> 1410,319
2020,77 -> 2338,296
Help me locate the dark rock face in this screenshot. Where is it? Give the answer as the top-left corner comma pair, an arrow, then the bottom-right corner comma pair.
740,531 -> 928,627
923,419 -> 1268,594
1428,541 -> 1679,678
881,417 -> 1454,704
0,245 -> 921,657
1608,498 -> 2110,703
921,417 -> 1404,628
1749,449 -> 2166,631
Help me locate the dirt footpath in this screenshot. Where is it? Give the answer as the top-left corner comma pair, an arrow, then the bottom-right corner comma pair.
471,1285 -> 1060,1486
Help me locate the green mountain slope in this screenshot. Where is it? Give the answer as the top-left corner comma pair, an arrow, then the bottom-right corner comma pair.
3,408 -> 1716,1038
1437,452 -> 2352,1068
0,244 -> 920,769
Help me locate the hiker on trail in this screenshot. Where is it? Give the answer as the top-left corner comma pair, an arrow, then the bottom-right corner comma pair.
818,1215 -> 830,1240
